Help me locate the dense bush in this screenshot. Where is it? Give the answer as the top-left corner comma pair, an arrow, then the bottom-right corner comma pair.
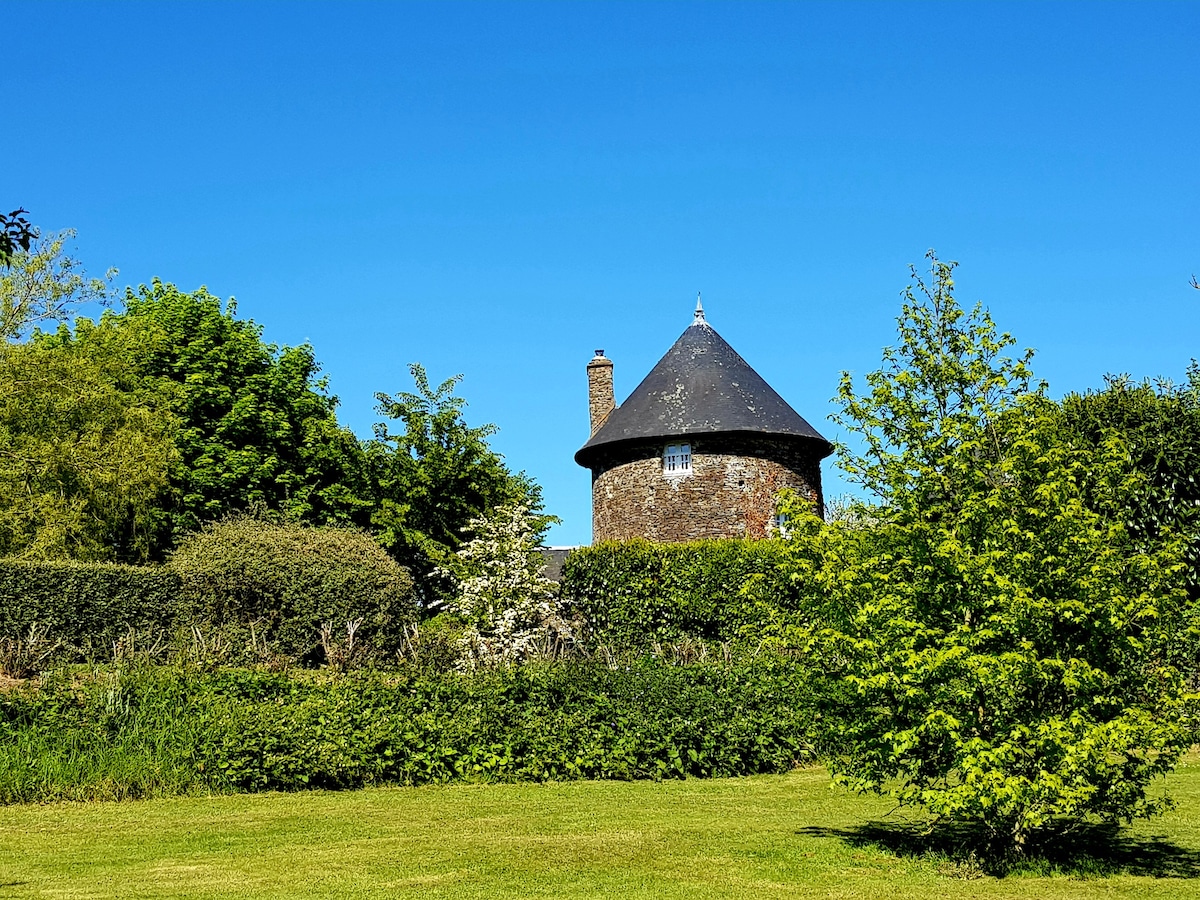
169,518 -> 417,665
0,559 -> 184,668
560,539 -> 801,652
0,659 -> 814,801
1059,376 -> 1200,597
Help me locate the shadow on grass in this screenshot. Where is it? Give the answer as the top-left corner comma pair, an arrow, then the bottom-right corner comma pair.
796,821 -> 1200,878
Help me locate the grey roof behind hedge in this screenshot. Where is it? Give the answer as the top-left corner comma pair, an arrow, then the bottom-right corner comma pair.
575,317 -> 832,466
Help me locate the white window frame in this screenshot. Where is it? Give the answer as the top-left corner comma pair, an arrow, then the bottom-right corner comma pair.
663,442 -> 692,476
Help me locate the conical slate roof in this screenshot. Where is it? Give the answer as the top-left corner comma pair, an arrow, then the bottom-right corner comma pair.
575,308 -> 832,467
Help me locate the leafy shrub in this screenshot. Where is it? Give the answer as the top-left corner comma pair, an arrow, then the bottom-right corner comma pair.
441,504 -> 574,668
169,518 -> 417,665
1059,376 -> 1200,597
0,659 -> 815,801
0,559 -> 183,671
784,416 -> 1200,851
559,538 -> 801,652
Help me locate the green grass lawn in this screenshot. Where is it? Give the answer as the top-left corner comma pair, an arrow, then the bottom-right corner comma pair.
2,758 -> 1199,899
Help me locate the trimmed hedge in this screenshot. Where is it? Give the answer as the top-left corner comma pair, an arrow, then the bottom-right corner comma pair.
0,521 -> 417,670
169,519 -> 417,664
560,539 -> 802,652
0,559 -> 184,658
0,658 -> 815,801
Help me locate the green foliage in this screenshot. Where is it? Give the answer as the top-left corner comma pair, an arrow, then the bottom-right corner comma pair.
0,559 -> 184,668
6,279 -> 371,561
368,363 -> 543,595
169,518 -> 417,665
0,230 -> 114,341
0,242 -> 548,587
1059,376 -> 1200,597
560,539 -> 801,653
783,409 -> 1198,848
0,658 -> 813,801
0,208 -> 34,269
0,664 -> 211,802
0,317 -> 180,561
833,250 -> 1039,513
115,280 -> 373,550
801,254 -> 1200,851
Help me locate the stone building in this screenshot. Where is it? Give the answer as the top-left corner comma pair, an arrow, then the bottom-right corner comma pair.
574,300 -> 833,544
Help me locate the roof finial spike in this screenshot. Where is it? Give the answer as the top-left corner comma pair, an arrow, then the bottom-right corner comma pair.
693,292 -> 705,324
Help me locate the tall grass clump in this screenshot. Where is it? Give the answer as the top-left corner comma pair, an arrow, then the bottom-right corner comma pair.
0,663 -> 209,802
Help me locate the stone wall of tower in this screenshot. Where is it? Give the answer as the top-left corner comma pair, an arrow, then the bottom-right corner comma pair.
589,434 -> 824,544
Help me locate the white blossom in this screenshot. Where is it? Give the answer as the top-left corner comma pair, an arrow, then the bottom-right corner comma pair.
440,504 -> 575,668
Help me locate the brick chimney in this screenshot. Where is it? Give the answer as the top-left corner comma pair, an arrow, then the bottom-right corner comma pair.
586,349 -> 615,435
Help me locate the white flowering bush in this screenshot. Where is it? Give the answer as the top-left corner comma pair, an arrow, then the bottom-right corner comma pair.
441,504 -> 574,668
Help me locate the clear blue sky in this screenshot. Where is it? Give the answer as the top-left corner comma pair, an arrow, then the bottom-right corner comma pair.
10,1 -> 1199,545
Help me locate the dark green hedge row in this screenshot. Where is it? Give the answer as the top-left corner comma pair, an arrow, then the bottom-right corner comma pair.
0,559 -> 184,656
0,660 -> 815,801
0,521 -> 418,669
559,539 -> 802,651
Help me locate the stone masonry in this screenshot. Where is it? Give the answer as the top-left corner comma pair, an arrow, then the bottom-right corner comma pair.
575,300 -> 833,545
586,351 -> 615,434
589,434 -> 823,543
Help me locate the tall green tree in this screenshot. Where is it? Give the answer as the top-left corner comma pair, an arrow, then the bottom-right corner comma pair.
31,280 -> 372,559
111,280 -> 374,551
785,252 -> 1198,854
368,363 -> 543,597
0,317 -> 179,560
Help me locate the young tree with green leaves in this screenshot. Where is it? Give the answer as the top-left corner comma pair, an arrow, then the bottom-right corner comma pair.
831,251 -> 1040,512
787,251 -> 1199,854
367,364 -> 544,599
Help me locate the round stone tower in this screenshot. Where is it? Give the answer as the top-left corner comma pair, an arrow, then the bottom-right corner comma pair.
574,300 -> 833,544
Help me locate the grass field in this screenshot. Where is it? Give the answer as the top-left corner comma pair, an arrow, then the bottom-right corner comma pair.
2,759 -> 1200,899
